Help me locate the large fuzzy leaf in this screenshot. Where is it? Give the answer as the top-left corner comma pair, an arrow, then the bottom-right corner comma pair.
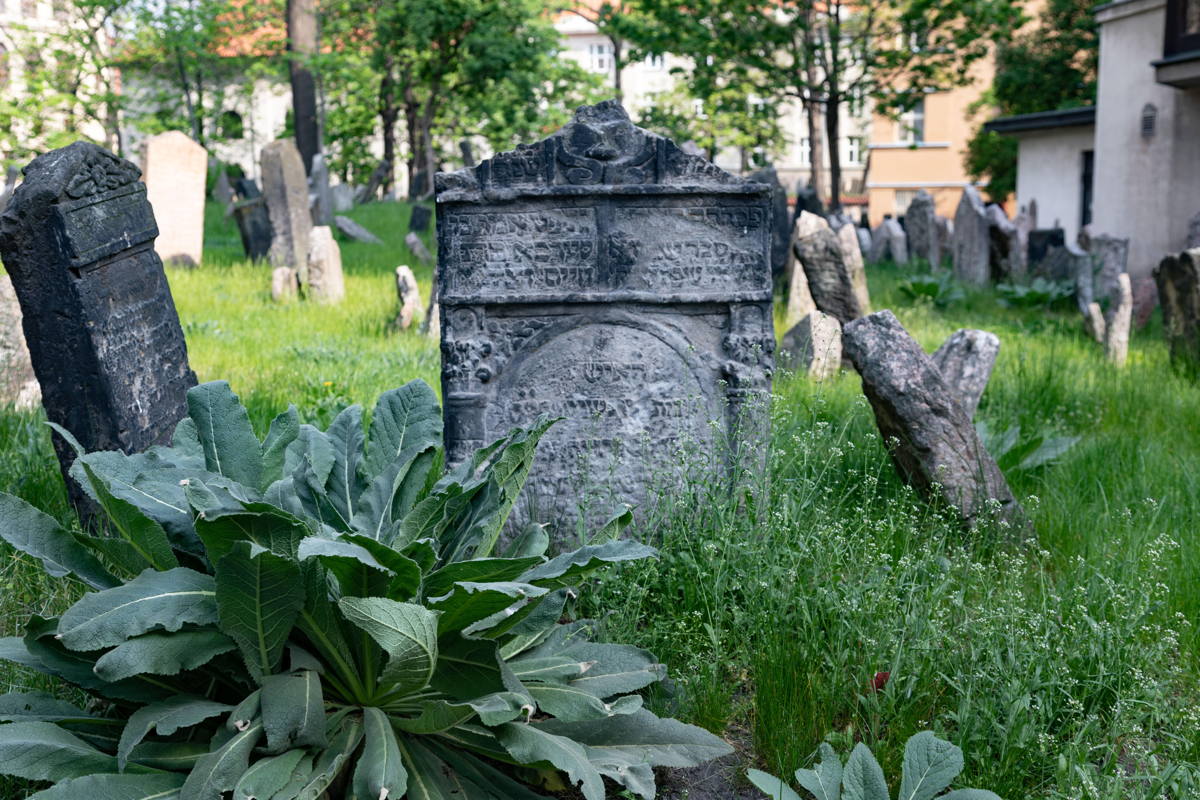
186,381 -> 264,489
94,630 -> 236,682
215,542 -> 305,680
118,697 -> 232,771
399,736 -> 549,800
82,463 -> 179,572
195,503 -> 310,563
26,773 -> 186,800
351,447 -> 437,542
57,568 -> 217,651
125,741 -> 209,772
366,381 -> 443,478
339,533 -> 422,601
534,708 -> 733,768
518,541 -> 657,588
0,721 -> 153,781
429,581 -> 548,636
747,770 -> 804,800
518,638 -> 665,699
528,685 -> 643,723
841,743 -> 889,800
939,791 -> 1002,799
260,406 -> 301,490
353,706 -> 407,800
298,536 -> 394,599
392,692 -> 531,734
793,742 -> 843,800
0,492 -> 118,589
422,556 -> 544,599
292,717 -> 362,800
338,597 -> 437,694
497,722 -> 605,800
321,405 -> 366,528
179,722 -> 263,800
899,731 -> 963,800
0,692 -> 95,724
261,670 -> 326,753
431,636 -> 520,701
231,749 -> 306,800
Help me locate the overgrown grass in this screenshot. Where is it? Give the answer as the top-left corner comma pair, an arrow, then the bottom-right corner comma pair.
1,211 -> 1199,799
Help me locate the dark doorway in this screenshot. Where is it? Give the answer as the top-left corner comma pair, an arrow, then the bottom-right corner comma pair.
1080,150 -> 1094,229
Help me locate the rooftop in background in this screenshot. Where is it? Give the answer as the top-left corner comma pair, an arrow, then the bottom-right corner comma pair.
983,106 -> 1097,134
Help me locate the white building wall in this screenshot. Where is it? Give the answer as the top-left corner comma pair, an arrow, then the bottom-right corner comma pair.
1094,0 -> 1200,278
1014,125 -> 1095,243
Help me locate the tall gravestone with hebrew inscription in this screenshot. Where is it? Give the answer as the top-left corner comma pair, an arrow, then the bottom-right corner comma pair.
0,142 -> 197,508
436,100 -> 774,535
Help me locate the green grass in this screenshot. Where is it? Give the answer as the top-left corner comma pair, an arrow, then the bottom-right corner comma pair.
2,210 -> 1199,798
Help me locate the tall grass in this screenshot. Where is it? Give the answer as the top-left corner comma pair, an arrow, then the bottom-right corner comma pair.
1,210 -> 1198,798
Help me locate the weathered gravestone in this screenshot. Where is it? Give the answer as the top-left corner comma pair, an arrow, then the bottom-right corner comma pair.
0,142 -> 197,508
794,211 -> 863,324
1154,248 -> 1200,376
1088,234 -> 1129,303
1084,302 -> 1106,344
881,217 -> 909,265
308,225 -> 345,303
930,328 -> 1000,419
142,130 -> 207,268
405,231 -> 432,263
310,152 -> 333,225
779,310 -> 841,380
906,190 -> 939,267
748,165 -> 790,278
335,214 -> 384,245
843,310 -> 1021,529
330,183 -> 355,213
262,140 -> 313,283
0,275 -> 41,409
231,178 -> 272,261
212,170 -> 235,209
435,100 -> 774,535
868,221 -> 889,263
986,204 -> 1023,280
837,220 -> 871,314
409,204 -> 433,234
953,185 -> 990,285
784,221 -> 817,329
271,266 -> 299,303
1027,228 -> 1065,274
393,265 -> 422,329
459,139 -> 476,168
856,226 -> 873,259
357,159 -> 391,204
1105,272 -> 1132,367
792,180 -> 823,228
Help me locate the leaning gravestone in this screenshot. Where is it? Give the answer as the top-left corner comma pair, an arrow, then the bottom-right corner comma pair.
1084,302 -> 1106,344
792,180 -> 823,228
843,310 -> 1021,529
837,221 -> 870,314
409,204 -> 433,234
1088,234 -> 1129,303
459,139 -> 476,168
436,100 -> 774,535
748,165 -> 790,278
261,140 -> 313,284
1154,248 -> 1200,376
930,328 -> 1000,419
1105,272 -> 1132,367
357,159 -> 391,204
986,204 -> 1023,280
794,211 -> 863,324
0,275 -> 40,409
856,226 -> 872,259
882,217 -> 909,265
405,231 -> 432,263
308,225 -> 345,304
142,130 -> 207,268
784,223 -> 817,329
906,190 -> 939,267
952,185 -> 990,285
335,215 -> 384,245
779,310 -> 841,380
0,142 -> 197,508
231,178 -> 272,261
393,265 -> 422,329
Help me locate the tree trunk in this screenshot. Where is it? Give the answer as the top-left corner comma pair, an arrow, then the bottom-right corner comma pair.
825,91 -> 842,210
379,68 -> 399,197
175,51 -> 200,144
611,35 -> 623,103
287,0 -> 320,175
805,97 -> 824,206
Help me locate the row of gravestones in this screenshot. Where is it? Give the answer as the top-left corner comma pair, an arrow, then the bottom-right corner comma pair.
0,106 -> 1023,542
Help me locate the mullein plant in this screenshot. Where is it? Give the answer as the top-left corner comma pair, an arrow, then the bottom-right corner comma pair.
0,380 -> 730,799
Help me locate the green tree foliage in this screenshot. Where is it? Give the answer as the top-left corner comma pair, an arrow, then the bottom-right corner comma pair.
966,0 -> 1098,201
607,0 -> 1022,207
0,380 -> 731,799
637,82 -> 785,169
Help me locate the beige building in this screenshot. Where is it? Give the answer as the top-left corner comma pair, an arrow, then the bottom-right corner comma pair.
988,0 -> 1200,279
866,68 -> 992,226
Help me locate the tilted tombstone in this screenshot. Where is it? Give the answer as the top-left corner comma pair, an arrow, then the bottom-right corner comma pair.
409,204 -> 433,234
405,231 -> 432,263
882,216 -> 909,265
307,225 -> 345,303
1084,302 -> 1106,344
335,214 -> 384,245
142,130 -> 207,268
1027,228 -> 1065,275
952,185 -> 990,285
1154,248 -> 1200,376
0,275 -> 41,409
793,211 -> 862,324
843,311 -> 1022,530
784,218 -> 817,329
357,159 -> 391,203
436,100 -> 774,536
393,265 -> 422,330
0,142 -> 197,508
1088,234 -> 1129,303
459,139 -> 476,168
930,328 -> 1000,420
748,165 -> 790,278
792,180 -> 823,228
906,190 -> 939,267
986,204 -> 1022,280
779,310 -> 841,380
1105,272 -> 1133,367
261,140 -> 313,283
231,178 -> 272,261
310,152 -> 333,225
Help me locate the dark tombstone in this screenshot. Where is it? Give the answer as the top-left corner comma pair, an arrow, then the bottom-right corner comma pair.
1155,248 -> 1200,377
459,139 -> 476,167
410,169 -> 429,200
231,178 -> 272,261
1026,228 -> 1065,274
747,165 -> 789,278
409,204 -> 433,234
212,169 -> 235,208
843,311 -> 1021,529
952,186 -> 989,286
436,100 -> 774,537
0,142 -> 197,510
792,180 -> 824,228
357,159 -> 391,203
906,190 -> 939,267
261,139 -> 312,282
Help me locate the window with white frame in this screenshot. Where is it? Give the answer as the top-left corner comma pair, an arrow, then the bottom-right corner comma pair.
588,42 -> 613,74
799,137 -> 811,164
901,98 -> 925,144
845,136 -> 864,165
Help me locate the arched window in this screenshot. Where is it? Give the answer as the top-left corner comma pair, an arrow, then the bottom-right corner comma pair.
218,110 -> 244,140
1140,103 -> 1157,139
